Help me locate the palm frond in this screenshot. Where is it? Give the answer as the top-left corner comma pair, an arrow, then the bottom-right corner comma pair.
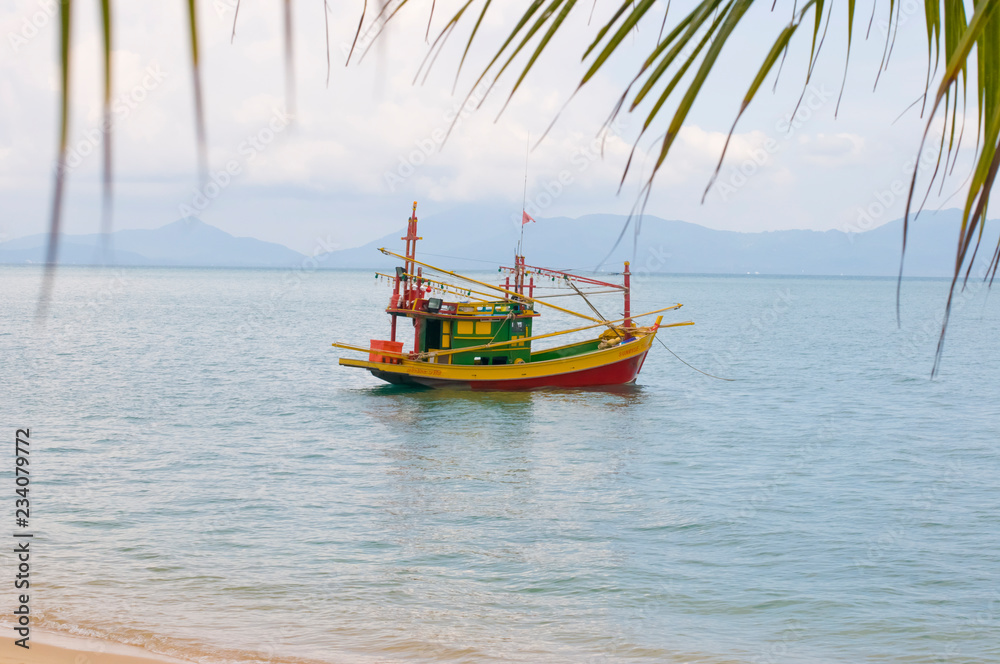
231,0 -> 241,43
37,0 -> 1000,378
100,0 -> 113,263
381,0 -> 1000,375
283,0 -> 296,118
187,0 -> 207,182
37,0 -> 72,321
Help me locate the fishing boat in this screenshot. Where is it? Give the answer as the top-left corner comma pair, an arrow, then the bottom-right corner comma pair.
333,202 -> 692,390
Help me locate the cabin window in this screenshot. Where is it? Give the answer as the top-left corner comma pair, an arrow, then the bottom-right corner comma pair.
424,319 -> 442,350
457,320 -> 475,335
475,321 -> 492,335
491,356 -> 508,365
511,319 -> 526,335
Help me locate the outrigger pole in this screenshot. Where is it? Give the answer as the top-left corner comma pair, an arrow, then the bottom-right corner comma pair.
379,247 -> 618,324
333,306 -> 690,360
375,272 -> 494,304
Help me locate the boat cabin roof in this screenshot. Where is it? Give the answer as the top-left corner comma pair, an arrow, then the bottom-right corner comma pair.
389,298 -> 539,320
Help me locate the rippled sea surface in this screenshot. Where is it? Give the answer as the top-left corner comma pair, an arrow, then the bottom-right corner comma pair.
2,265 -> 999,664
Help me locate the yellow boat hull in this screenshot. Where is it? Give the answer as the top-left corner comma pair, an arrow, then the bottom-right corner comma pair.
338,332 -> 657,390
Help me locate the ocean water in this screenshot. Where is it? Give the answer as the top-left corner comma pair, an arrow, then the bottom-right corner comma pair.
2,265 -> 999,664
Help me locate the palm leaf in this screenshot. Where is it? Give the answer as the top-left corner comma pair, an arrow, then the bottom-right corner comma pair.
283,0 -> 296,118
703,15 -> 803,201
384,0 -> 1000,375
37,0 -> 72,320
37,0 -> 1000,377
835,0 -> 855,116
231,0 -> 241,43
187,0 -> 207,182
100,0 -> 113,262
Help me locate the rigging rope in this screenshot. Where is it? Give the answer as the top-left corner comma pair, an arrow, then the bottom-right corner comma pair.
655,337 -> 734,381
417,252 -> 504,265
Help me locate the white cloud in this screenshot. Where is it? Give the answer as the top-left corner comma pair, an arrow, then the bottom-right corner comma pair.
797,132 -> 866,166
0,0 -> 981,249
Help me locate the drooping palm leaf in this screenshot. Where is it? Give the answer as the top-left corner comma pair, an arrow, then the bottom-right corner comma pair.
187,0 -> 208,181
283,0 -> 296,118
703,10 -> 805,201
38,1 -> 1000,377
324,0 -> 331,86
231,0 -> 241,43
37,0 -> 72,320
902,0 -> 999,373
375,0 -> 1000,375
836,0 -> 855,116
99,0 -> 112,262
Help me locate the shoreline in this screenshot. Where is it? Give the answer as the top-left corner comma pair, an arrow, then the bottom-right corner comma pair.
0,627 -> 191,664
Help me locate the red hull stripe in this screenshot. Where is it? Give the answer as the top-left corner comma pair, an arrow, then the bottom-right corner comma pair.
382,350 -> 649,390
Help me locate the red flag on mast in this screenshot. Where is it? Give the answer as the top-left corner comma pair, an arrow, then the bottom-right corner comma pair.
522,211 -> 535,225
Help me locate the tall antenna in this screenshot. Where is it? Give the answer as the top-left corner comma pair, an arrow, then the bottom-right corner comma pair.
518,133 -> 529,256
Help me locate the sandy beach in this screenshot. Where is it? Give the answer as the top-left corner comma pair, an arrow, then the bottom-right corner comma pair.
0,630 -> 189,664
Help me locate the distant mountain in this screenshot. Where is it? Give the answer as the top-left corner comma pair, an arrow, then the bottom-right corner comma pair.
316,206 -> 998,278
0,218 -> 305,267
2,210 -> 995,277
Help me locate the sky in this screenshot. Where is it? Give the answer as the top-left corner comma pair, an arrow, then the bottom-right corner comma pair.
0,0 -> 976,254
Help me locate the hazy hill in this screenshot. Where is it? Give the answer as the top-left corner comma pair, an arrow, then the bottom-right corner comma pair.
2,209 -> 995,277
317,206 -> 997,278
0,218 -> 304,267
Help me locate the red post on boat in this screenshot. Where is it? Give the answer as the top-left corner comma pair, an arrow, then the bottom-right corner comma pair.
623,261 -> 632,329
389,201 -> 420,344
413,266 -> 424,351
529,275 -> 534,299
390,265 -> 401,342
403,201 -> 420,307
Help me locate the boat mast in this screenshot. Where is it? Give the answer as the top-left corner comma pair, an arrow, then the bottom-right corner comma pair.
623,261 -> 632,329
406,202 -> 421,351
390,201 -> 421,343
403,201 -> 420,305
517,135 -> 529,297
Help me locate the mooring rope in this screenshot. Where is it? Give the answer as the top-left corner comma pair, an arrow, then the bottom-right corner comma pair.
655,337 -> 735,381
